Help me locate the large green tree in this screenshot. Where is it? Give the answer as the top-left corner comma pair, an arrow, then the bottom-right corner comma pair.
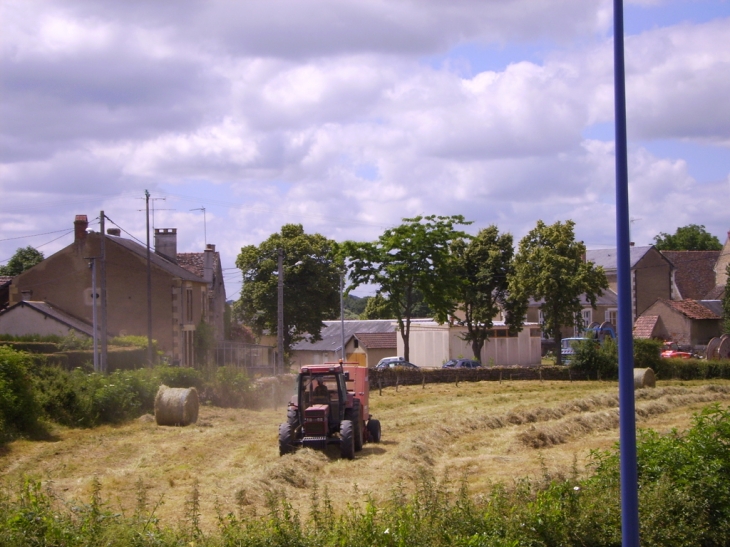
235,224 -> 342,358
653,224 -> 722,251
0,246 -> 44,276
451,226 -> 526,360
343,215 -> 470,361
509,220 -> 608,365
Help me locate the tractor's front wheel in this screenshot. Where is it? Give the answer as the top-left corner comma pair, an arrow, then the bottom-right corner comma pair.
279,423 -> 295,456
367,419 -> 381,443
339,419 -> 355,460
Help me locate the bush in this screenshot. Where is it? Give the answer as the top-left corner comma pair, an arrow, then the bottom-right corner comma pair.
157,366 -> 204,390
206,366 -> 250,407
0,348 -> 43,442
570,338 -> 618,379
633,338 -> 662,370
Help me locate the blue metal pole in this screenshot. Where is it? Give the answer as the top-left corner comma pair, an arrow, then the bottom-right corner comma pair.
613,1 -> 641,545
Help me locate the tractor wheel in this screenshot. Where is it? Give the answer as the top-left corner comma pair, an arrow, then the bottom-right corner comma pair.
339,419 -> 355,460
352,399 -> 363,452
287,406 -> 299,428
279,423 -> 295,456
366,419 -> 381,443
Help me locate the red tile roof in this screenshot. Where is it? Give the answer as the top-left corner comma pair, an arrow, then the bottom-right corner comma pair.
633,315 -> 659,339
355,332 -> 397,349
177,252 -> 205,277
661,251 -> 720,300
663,299 -> 721,320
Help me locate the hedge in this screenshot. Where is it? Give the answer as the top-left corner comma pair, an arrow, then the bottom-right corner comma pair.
0,341 -> 60,354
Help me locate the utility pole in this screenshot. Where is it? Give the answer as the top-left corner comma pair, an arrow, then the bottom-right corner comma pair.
145,190 -> 153,366
277,247 -> 284,376
100,211 -> 108,374
89,257 -> 99,372
340,272 -> 345,361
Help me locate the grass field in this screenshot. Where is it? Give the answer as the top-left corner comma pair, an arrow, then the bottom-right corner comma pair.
2,378 -> 729,532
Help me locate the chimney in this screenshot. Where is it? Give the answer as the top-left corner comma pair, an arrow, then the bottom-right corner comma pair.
203,244 -> 215,283
154,228 -> 177,263
107,228 -> 121,237
74,215 -> 88,243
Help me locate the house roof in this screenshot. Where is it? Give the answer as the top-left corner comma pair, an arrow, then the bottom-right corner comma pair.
0,276 -> 12,287
292,319 -> 396,352
661,251 -> 720,300
354,332 -> 397,349
704,285 -> 726,300
586,246 -> 655,271
661,299 -> 721,320
1,300 -> 95,337
106,234 -> 203,283
633,315 -> 659,339
698,300 -> 723,317
177,252 -> 221,278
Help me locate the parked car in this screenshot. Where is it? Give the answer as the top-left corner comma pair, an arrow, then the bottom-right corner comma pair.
442,358 -> 482,369
661,342 -> 692,359
375,356 -> 405,368
375,360 -> 419,371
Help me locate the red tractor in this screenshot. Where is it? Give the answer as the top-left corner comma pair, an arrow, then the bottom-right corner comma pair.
278,362 -> 381,459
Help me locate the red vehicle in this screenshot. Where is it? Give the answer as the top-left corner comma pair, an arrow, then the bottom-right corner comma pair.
278,362 -> 381,459
661,342 -> 692,359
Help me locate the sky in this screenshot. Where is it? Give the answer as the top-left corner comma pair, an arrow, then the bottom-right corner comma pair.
2,0 -> 729,300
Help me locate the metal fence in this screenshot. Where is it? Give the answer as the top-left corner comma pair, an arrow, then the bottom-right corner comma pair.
215,341 -> 276,376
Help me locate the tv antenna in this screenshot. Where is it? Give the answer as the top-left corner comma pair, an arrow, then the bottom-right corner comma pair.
190,207 -> 207,245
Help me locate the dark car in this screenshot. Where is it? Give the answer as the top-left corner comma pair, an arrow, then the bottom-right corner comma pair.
442,358 -> 482,369
375,360 -> 419,371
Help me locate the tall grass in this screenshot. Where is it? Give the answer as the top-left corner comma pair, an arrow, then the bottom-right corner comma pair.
2,404 -> 729,546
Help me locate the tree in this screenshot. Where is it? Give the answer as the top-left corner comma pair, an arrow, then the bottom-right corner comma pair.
451,226 -> 526,360
235,224 -> 342,359
653,224 -> 722,251
509,220 -> 608,366
0,246 -> 44,276
360,291 -> 433,320
343,215 -> 470,361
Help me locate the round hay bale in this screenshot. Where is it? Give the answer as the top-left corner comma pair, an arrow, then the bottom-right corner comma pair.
154,384 -> 199,426
634,368 -> 656,390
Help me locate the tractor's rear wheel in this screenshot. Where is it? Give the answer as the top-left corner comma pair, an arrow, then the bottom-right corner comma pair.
279,423 -> 295,456
367,419 -> 381,443
351,399 -> 363,452
339,419 -> 355,460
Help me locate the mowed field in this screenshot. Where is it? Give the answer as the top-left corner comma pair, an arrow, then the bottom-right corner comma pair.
2,378 -> 730,532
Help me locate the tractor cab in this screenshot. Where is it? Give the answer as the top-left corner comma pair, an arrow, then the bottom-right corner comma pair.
298,366 -> 349,432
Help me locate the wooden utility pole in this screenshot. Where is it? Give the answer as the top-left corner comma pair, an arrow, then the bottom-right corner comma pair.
145,190 -> 153,365
100,211 -> 108,373
277,247 -> 284,376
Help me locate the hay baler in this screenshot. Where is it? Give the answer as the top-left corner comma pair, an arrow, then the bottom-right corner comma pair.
278,363 -> 381,459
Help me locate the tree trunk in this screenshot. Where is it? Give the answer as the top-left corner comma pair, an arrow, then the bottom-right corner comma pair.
554,328 -> 563,366
471,339 -> 484,362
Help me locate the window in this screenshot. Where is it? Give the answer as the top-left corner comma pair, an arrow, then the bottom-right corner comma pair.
186,288 -> 193,322
605,309 -> 617,327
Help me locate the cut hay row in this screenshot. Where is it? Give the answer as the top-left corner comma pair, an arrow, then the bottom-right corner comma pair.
517,388 -> 730,449
397,385 -> 730,466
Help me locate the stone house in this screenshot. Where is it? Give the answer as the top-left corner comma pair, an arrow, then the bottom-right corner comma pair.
6,215 -> 225,366
633,299 -> 722,347
586,246 -> 674,324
